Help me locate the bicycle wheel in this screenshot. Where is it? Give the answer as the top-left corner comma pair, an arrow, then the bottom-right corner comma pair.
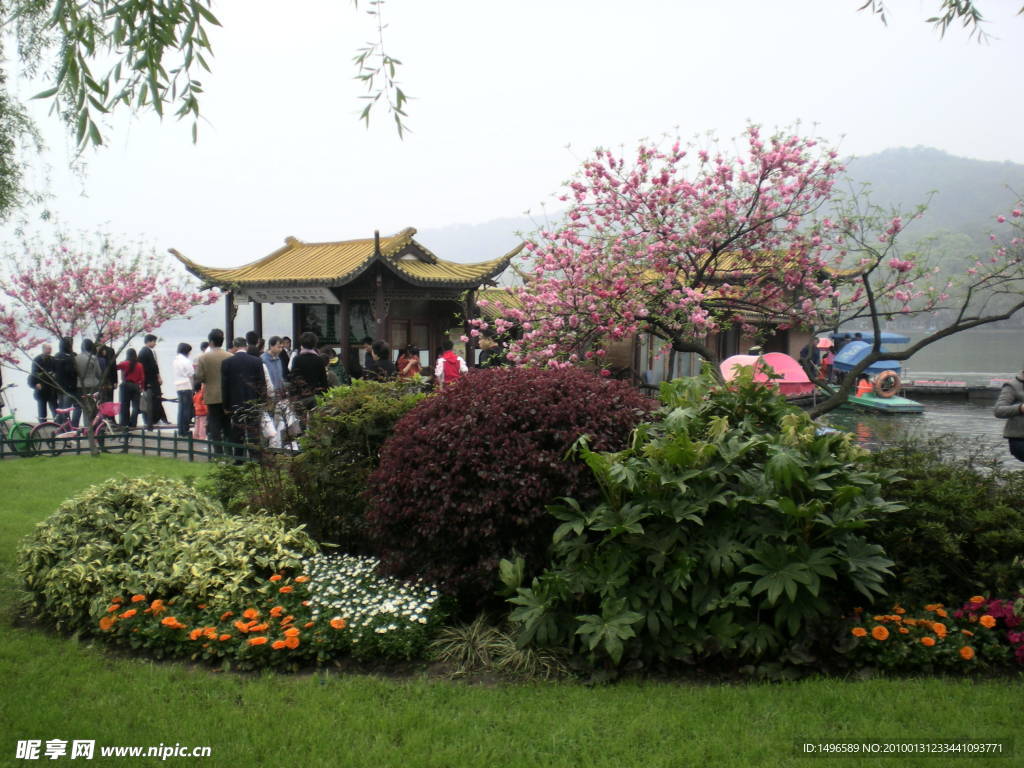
95,420 -> 129,454
9,422 -> 35,456
30,422 -> 62,456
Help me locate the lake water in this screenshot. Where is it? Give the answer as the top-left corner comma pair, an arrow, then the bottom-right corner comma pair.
2,327 -> 1021,466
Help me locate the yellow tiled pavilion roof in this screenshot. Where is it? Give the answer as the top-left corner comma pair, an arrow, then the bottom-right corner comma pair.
171,228 -> 524,289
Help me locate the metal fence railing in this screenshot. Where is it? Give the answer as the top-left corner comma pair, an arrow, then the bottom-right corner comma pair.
0,428 -> 263,463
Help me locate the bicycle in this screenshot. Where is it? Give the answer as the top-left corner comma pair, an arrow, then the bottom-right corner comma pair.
0,384 -> 37,456
31,395 -> 129,456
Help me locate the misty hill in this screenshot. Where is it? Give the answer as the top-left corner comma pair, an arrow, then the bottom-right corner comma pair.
843,147 -> 1024,243
417,147 -> 1024,263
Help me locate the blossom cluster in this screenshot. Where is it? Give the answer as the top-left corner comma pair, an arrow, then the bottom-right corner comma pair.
0,229 -> 217,366
472,125 -> 843,371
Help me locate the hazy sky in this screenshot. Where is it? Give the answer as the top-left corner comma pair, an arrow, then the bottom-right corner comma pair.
5,0 -> 1023,269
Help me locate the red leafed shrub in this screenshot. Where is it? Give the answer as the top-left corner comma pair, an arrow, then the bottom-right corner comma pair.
365,367 -> 654,609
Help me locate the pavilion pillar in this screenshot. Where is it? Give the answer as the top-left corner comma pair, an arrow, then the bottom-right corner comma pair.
253,302 -> 263,339
340,295 -> 351,362
292,304 -> 303,344
463,290 -> 478,367
374,272 -> 387,341
225,291 -> 235,342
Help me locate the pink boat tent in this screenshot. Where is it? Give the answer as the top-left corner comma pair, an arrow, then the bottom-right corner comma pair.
719,353 -> 815,397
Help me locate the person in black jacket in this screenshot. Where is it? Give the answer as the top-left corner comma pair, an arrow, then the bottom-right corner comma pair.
29,343 -> 59,420
138,334 -> 168,427
221,336 -> 267,456
53,337 -> 79,425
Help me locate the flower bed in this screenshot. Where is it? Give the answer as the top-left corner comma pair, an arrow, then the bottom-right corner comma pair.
95,556 -> 445,671
844,596 -> 1023,673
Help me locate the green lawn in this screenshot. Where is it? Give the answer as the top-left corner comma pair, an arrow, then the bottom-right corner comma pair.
1,455 -> 1020,767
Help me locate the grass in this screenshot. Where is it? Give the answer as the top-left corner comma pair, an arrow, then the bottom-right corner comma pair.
1,455 -> 1021,767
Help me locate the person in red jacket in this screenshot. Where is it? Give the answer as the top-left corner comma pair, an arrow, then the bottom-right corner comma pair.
116,348 -> 146,427
433,340 -> 468,390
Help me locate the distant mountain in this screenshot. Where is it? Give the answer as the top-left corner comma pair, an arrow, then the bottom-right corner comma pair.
419,147 -> 1024,263
842,147 -> 1024,243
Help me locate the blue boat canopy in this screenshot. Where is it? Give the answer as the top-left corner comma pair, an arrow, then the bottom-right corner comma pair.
829,331 -> 911,344
832,340 -> 902,374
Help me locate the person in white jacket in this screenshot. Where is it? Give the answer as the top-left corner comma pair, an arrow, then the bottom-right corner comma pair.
172,343 -> 195,436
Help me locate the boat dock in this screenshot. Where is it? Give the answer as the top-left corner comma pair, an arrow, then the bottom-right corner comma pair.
900,379 -> 1008,401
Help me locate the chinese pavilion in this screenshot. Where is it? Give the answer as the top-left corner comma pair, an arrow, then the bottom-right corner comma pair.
171,227 -> 522,365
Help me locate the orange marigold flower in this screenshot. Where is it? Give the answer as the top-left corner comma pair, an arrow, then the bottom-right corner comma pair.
270,606 -> 284,618
189,628 -> 204,641
893,605 -> 906,615
851,627 -> 868,637
233,620 -> 250,634
304,621 -> 314,629
112,596 -> 123,603
935,609 -> 948,618
242,608 -> 259,620
280,616 -> 294,626
161,617 -> 185,629
924,604 -> 937,612
147,599 -> 165,614
961,629 -> 974,637
204,627 -> 218,639
872,615 -> 885,622
250,623 -> 269,632
219,634 -> 232,642
279,586 -> 294,594
301,600 -> 311,607
131,594 -> 146,603
898,627 -> 910,634
220,610 -> 234,621
921,636 -> 936,647
247,636 -> 268,646
960,646 -> 975,660
932,623 -> 948,637
871,626 -> 889,641
330,617 -> 347,630
271,640 -> 287,650
119,609 -> 137,619
285,636 -> 300,649
295,575 -> 310,583
98,616 -> 116,631
269,574 -> 283,582
969,595 -> 985,605
284,627 -> 300,638
106,604 -> 119,613
197,604 -> 207,610
979,615 -> 996,629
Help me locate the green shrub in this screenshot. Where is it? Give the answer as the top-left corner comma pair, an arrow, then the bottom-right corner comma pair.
504,369 -> 898,670
864,438 -> 1024,606
196,454 -> 301,519
293,380 -> 427,548
17,476 -> 317,633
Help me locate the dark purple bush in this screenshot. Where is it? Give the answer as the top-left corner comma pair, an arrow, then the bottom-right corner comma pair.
366,367 -> 654,609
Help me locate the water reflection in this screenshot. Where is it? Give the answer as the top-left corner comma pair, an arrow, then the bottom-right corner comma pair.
822,396 -> 1022,468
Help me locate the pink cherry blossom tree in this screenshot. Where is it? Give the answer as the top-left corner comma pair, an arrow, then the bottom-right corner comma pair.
474,125 -> 1024,417
807,195 -> 1024,417
475,125 -> 844,372
0,228 -> 218,452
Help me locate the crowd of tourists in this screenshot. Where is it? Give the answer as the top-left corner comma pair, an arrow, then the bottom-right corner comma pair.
27,327 -> 505,454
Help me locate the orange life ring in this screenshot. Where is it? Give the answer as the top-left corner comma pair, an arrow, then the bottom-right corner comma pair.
873,371 -> 901,398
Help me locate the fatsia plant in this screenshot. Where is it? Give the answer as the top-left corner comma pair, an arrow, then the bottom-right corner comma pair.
502,367 -> 899,669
